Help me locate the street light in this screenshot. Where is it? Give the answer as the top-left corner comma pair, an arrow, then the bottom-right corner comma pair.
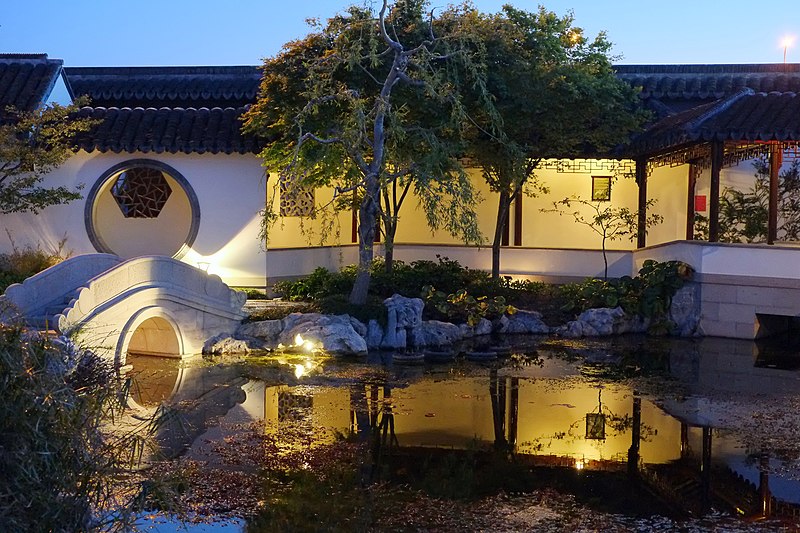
782,36 -> 795,64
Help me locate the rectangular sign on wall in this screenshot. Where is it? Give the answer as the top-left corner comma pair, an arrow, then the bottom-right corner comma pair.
694,195 -> 707,212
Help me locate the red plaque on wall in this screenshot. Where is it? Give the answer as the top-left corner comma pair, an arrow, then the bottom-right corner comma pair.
694,195 -> 707,212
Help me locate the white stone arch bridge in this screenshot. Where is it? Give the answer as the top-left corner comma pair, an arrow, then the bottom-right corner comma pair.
1,254 -> 245,365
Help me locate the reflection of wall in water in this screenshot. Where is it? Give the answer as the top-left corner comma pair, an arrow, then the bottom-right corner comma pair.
670,338 -> 800,396
263,385 -> 351,446
260,378 -> 683,465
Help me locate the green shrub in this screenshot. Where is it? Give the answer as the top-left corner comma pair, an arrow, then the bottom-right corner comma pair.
560,260 -> 693,323
272,267 -> 354,301
245,302 -> 318,322
422,285 -> 516,326
235,288 -> 269,300
317,294 -> 388,326
271,256 -> 544,304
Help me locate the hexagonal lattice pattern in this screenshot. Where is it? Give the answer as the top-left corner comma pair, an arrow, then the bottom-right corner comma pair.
111,167 -> 172,218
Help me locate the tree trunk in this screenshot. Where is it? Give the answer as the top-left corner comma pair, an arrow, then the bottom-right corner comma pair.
492,189 -> 512,279
602,235 -> 609,280
350,178 -> 380,305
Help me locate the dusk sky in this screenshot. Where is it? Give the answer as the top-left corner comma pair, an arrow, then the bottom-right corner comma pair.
2,0 -> 798,67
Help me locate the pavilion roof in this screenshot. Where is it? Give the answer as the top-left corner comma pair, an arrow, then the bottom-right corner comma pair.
626,89 -> 800,156
616,64 -> 800,98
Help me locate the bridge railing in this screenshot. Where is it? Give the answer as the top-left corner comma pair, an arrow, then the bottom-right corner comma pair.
2,253 -> 123,318
58,255 -> 246,334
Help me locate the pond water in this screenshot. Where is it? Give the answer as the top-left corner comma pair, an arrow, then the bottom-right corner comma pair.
126,335 -> 800,530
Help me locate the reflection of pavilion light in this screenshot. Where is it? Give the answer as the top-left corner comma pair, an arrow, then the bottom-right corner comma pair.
293,358 -> 318,379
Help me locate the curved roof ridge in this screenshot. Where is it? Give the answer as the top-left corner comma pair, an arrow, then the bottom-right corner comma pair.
615,63 -> 800,74
685,88 -> 755,130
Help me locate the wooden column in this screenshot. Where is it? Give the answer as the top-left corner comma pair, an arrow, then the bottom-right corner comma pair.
513,195 -> 523,246
636,158 -> 648,248
501,206 -> 510,246
686,163 -> 699,240
701,426 -> 713,515
768,144 -> 783,245
759,452 -> 772,518
709,141 -> 724,242
627,395 -> 642,477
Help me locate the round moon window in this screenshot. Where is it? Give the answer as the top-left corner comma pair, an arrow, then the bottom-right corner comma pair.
85,160 -> 200,259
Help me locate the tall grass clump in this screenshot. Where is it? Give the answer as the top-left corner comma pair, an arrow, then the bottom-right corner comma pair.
0,324 -> 162,532
0,233 -> 70,292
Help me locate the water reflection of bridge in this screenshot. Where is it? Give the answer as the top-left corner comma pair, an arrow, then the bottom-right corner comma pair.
129,350 -> 800,521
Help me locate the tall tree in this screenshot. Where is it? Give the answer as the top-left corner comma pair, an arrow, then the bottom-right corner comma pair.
0,100 -> 95,213
244,0 -> 492,304
464,7 -> 648,278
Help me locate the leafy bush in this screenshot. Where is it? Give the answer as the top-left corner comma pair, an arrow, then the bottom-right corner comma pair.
422,286 -> 516,326
271,256 -> 544,306
560,260 -> 693,321
235,288 -> 269,300
245,302 -> 317,322
272,267 -> 354,302
318,294 -> 388,326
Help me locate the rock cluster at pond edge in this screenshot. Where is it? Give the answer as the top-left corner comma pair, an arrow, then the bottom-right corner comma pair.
204,284 -> 701,356
204,293 -> 550,356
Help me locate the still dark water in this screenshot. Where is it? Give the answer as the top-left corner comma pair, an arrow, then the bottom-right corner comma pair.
127,335 -> 800,528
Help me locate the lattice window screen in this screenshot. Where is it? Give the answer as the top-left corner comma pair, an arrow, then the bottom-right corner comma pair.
279,174 -> 315,217
111,167 -> 172,218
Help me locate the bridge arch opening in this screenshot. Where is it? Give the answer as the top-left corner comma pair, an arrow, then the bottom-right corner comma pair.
117,307 -> 186,367
127,316 -> 181,357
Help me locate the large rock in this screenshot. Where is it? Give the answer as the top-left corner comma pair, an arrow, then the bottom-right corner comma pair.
579,307 -> 624,336
349,317 -> 368,338
669,283 -> 701,337
382,294 -> 424,349
409,320 -> 462,347
500,310 -> 550,334
279,313 -> 367,355
237,319 -> 283,341
203,334 -> 252,355
555,306 -> 648,338
366,319 -> 384,350
458,318 -> 493,339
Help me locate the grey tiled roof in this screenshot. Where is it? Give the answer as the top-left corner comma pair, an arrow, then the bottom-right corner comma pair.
0,54 -> 62,113
627,89 -> 800,155
616,64 -> 800,100
63,66 -> 261,109
72,106 -> 259,155
616,63 -> 800,120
